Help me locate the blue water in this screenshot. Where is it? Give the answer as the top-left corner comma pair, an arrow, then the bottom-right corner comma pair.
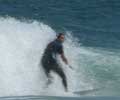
1,0 -> 120,48
0,0 -> 120,98
0,95 -> 120,100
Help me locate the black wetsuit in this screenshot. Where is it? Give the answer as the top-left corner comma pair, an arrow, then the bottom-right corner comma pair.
41,39 -> 67,90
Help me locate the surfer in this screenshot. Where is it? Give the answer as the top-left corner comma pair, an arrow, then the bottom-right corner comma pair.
41,33 -> 70,92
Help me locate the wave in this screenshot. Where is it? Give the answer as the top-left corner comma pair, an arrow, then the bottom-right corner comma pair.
0,17 -> 78,96
0,17 -> 119,96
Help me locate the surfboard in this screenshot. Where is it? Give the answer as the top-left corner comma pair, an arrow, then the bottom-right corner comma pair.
73,88 -> 100,95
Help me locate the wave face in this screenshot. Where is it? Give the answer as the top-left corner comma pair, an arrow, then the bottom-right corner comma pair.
0,17 -> 120,96
0,17 -> 56,96
0,17 -> 79,96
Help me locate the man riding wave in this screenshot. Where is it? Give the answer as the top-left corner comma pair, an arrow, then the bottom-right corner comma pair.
41,33 -> 71,91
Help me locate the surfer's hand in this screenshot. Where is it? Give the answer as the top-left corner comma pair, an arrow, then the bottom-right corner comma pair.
68,65 -> 73,70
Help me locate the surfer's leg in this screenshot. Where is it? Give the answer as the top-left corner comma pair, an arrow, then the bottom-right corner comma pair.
41,57 -> 54,88
41,61 -> 52,86
53,64 -> 68,91
41,58 -> 51,78
43,68 -> 53,87
57,68 -> 68,91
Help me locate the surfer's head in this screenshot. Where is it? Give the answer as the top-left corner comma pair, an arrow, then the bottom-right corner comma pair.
57,33 -> 65,42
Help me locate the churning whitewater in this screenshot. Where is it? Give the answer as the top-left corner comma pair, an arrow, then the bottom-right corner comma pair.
0,17 -> 78,96
0,17 -> 120,96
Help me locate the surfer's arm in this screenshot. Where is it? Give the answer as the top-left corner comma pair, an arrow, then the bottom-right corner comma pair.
61,53 -> 68,65
61,53 -> 74,70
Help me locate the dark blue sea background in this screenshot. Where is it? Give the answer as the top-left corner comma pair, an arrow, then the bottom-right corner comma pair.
0,0 -> 120,49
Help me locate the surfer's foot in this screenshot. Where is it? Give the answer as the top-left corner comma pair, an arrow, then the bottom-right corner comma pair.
47,78 -> 52,85
65,87 -> 68,92
44,77 -> 53,89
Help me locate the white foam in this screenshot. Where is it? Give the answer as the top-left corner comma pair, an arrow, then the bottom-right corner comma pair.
0,17 -> 80,96
0,17 -> 57,96
0,17 -> 118,97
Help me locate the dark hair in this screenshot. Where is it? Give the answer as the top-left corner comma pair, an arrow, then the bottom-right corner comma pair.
57,33 -> 64,39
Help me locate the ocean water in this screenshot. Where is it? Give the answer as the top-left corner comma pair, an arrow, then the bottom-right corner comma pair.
0,0 -> 120,99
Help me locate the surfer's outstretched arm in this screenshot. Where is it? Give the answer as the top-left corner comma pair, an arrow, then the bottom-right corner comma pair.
61,53 -> 68,65
61,53 -> 74,70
